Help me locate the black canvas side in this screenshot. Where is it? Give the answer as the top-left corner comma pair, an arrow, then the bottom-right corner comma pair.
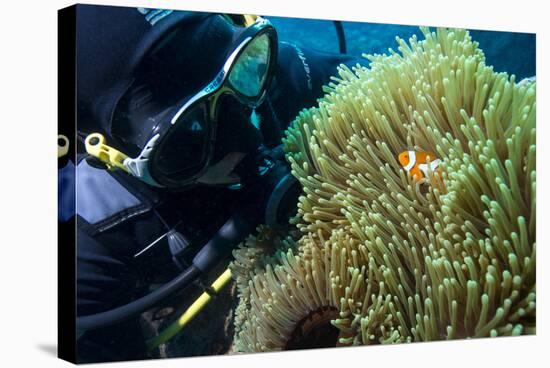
58,4 -> 77,364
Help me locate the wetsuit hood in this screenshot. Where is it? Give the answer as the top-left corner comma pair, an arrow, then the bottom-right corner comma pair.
76,4 -> 209,145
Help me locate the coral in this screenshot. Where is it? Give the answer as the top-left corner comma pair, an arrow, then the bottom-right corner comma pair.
232,27 -> 536,351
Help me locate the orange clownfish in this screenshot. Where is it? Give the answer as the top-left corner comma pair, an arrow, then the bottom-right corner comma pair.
398,150 -> 441,181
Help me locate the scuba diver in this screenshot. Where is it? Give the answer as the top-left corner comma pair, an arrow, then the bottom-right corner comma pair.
68,4 -> 363,362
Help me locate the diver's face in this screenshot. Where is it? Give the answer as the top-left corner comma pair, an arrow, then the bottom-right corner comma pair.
196,95 -> 263,186
214,96 -> 262,161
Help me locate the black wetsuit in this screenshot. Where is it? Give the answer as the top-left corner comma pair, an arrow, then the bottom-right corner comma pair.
67,35 -> 363,363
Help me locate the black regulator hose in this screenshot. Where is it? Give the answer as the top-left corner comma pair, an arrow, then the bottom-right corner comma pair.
77,209 -> 257,331
333,20 -> 347,54
77,265 -> 201,330
192,208 -> 256,273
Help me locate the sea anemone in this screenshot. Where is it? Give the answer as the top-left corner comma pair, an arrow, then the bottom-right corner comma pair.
232,27 -> 536,351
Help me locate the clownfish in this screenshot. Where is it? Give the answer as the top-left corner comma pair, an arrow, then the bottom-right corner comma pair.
398,150 -> 441,181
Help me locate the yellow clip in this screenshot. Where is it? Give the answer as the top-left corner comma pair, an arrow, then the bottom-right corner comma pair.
223,14 -> 259,27
85,133 -> 129,173
58,134 -> 69,158
243,14 -> 259,27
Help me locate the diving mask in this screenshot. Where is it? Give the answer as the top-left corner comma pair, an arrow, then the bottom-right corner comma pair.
86,15 -> 277,189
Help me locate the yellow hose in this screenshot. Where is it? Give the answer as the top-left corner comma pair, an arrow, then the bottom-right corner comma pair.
146,268 -> 233,350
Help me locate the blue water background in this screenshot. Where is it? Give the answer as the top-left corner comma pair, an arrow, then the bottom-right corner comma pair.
268,17 -> 536,80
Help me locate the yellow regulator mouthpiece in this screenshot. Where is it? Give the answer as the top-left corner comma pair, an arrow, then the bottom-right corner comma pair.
85,133 -> 130,173
58,134 -> 69,158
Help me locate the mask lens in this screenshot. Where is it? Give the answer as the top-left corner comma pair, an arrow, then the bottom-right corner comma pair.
228,33 -> 271,98
153,104 -> 209,180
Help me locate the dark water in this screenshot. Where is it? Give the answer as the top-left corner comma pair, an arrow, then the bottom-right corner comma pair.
268,17 -> 536,80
